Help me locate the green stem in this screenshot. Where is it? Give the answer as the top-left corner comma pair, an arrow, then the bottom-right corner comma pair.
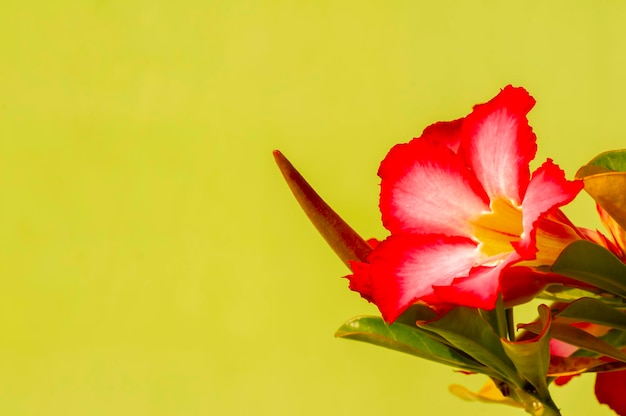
505,308 -> 515,341
495,294 -> 508,340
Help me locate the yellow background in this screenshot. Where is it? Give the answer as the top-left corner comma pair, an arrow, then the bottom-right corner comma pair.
0,1 -> 622,415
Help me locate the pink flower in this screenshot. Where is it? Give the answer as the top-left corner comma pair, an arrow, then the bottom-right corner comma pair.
348,86 -> 584,322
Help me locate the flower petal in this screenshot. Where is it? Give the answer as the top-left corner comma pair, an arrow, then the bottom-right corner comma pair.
379,138 -> 489,237
500,266 -> 594,306
420,118 -> 464,153
461,85 -> 537,204
431,253 -> 519,310
345,261 -> 375,303
499,266 -> 553,307
595,369 -> 626,415
367,234 -> 479,322
514,159 -> 583,259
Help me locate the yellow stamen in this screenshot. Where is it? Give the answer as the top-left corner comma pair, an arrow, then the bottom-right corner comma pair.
471,198 -> 523,258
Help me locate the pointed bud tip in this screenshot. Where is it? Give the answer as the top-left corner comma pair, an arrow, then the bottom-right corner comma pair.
273,149 -> 284,162
272,150 -> 294,180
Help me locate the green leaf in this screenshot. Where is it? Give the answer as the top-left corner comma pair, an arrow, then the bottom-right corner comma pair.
537,287 -> 622,304
579,149 -> 626,173
551,322 -> 626,363
394,303 -> 439,326
522,321 -> 626,363
602,328 -> 626,348
479,307 -> 503,339
478,295 -> 505,339
551,240 -> 626,299
335,315 -> 495,376
501,305 -> 552,402
419,307 -> 525,387
273,150 -> 372,268
556,297 -> 626,332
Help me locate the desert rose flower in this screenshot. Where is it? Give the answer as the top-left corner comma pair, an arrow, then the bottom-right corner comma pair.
348,86 -> 584,322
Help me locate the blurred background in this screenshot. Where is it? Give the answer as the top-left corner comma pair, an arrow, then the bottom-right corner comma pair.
0,1 -> 623,415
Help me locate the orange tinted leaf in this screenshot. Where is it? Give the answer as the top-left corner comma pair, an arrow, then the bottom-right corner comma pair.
578,172 -> 626,233
548,355 -> 611,377
577,150 -> 626,233
521,320 -> 626,363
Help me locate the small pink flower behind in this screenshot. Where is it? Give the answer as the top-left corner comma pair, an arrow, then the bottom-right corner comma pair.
348,86 -> 584,322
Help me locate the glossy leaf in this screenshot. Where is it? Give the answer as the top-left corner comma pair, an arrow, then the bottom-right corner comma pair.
576,164 -> 612,178
522,321 -> 626,363
273,150 -> 372,267
501,305 -> 552,402
335,315 -> 496,376
394,303 -> 439,326
478,295 -> 506,339
538,287 -> 622,304
555,297 -> 626,332
576,150 -> 626,232
602,328 -> 626,348
551,240 -> 626,299
580,149 -> 626,173
578,172 -> 626,232
419,307 -> 525,387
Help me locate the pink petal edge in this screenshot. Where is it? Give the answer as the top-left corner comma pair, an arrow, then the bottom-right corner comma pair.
366,234 -> 479,322
379,138 -> 489,238
460,85 -> 537,205
431,252 -> 520,309
420,118 -> 464,153
514,159 -> 583,258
